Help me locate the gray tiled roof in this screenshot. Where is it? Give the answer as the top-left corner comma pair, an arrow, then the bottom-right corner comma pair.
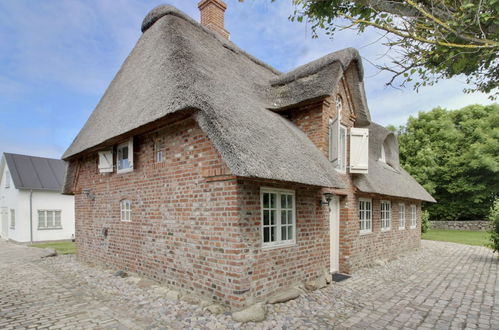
3,153 -> 66,192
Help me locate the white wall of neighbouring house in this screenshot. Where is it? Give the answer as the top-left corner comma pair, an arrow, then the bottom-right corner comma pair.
0,164 -> 23,241
0,162 -> 75,243
31,191 -> 75,242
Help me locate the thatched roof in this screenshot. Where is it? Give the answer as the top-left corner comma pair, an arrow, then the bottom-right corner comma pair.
62,5 -> 351,189
354,123 -> 436,202
62,5 -> 433,202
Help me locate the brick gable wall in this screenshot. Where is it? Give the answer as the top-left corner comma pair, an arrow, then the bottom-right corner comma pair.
287,69 -> 422,273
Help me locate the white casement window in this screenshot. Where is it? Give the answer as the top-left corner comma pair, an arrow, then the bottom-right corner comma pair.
410,204 -> 417,229
38,210 -> 62,229
5,171 -> 10,188
380,200 -> 391,231
359,198 -> 372,234
398,203 -> 405,230
399,203 -> 405,230
155,142 -> 164,163
350,128 -> 369,173
261,188 -> 295,248
120,200 -> 132,222
117,138 -> 134,173
98,150 -> 113,173
10,209 -> 15,229
329,114 -> 347,172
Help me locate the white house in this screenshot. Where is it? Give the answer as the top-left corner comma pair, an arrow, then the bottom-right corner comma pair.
0,153 -> 75,243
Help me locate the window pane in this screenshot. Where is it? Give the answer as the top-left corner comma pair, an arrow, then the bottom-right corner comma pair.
38,211 -> 45,228
281,194 -> 287,209
281,226 -> 287,240
287,225 -> 293,240
263,210 -> 269,226
270,210 -> 276,225
270,226 -> 276,241
288,210 -> 293,223
263,193 -> 269,208
281,210 -> 287,224
263,227 -> 270,242
270,193 -> 276,208
47,211 -> 54,227
287,195 -> 293,208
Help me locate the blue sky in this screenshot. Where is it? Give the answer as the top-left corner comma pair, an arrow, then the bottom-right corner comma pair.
0,0 -> 493,159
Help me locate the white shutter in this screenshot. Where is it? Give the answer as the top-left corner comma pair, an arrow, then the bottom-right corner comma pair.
349,128 -> 369,173
128,137 -> 134,169
98,150 -> 113,173
329,114 -> 341,165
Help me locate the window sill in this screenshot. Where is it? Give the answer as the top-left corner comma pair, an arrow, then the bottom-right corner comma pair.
38,227 -> 63,230
381,228 -> 391,232
262,241 -> 296,250
120,220 -> 132,223
117,167 -> 133,174
399,227 -> 405,230
359,230 -> 372,236
410,226 -> 417,229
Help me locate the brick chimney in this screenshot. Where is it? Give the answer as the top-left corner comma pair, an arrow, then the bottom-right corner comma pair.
198,0 -> 230,39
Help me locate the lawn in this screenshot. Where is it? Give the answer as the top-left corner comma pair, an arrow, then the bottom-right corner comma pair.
31,241 -> 76,255
422,229 -> 490,247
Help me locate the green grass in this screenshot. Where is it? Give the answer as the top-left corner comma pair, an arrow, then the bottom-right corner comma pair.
422,229 -> 490,247
31,241 -> 76,255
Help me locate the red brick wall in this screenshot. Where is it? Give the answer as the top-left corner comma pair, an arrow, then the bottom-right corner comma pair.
75,118 -> 250,307
236,180 -> 328,303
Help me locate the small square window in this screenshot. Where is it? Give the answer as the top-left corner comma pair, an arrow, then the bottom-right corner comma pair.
120,200 -> 132,222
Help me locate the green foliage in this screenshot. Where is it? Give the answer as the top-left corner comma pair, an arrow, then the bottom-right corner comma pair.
488,199 -> 499,253
421,210 -> 430,233
397,104 -> 499,220
31,241 -> 76,255
422,229 -> 490,247
288,0 -> 499,97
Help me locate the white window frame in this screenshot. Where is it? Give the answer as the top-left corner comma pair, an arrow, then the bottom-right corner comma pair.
398,203 -> 405,230
380,200 -> 391,231
260,188 -> 296,249
120,200 -> 132,222
10,209 -> 15,229
338,125 -> 347,172
117,138 -> 133,174
155,142 -> 164,163
38,210 -> 62,230
359,198 -> 372,235
410,204 -> 417,229
5,171 -> 10,188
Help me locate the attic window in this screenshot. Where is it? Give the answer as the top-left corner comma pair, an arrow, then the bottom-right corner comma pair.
155,142 -> 164,163
380,144 -> 386,163
120,200 -> 132,222
5,171 -> 10,188
335,94 -> 343,112
117,138 -> 134,173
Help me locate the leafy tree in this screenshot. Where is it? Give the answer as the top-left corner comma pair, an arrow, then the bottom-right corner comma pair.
488,198 -> 499,253
396,104 -> 498,220
282,0 -> 499,97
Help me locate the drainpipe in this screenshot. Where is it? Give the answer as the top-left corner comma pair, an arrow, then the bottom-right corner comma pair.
30,190 -> 33,243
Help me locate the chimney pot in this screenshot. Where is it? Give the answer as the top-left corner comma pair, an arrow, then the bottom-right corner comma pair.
198,0 -> 230,39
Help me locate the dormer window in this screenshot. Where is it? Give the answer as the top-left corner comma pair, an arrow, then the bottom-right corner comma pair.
329,114 -> 347,172
5,171 -> 10,188
379,144 -> 386,163
335,94 -> 343,112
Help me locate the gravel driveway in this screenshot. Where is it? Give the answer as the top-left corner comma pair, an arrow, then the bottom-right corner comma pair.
0,239 -> 497,329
